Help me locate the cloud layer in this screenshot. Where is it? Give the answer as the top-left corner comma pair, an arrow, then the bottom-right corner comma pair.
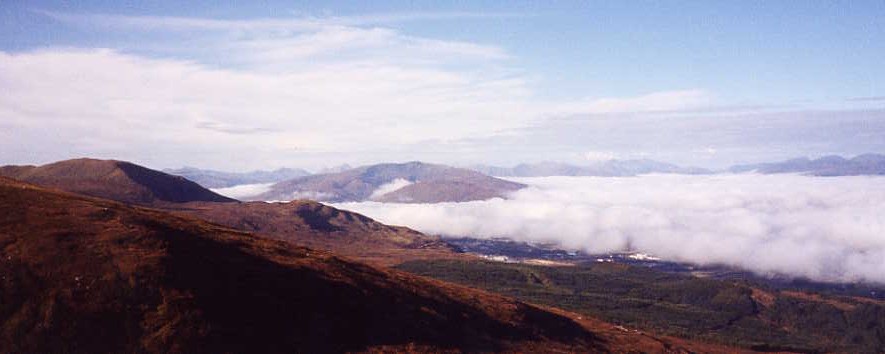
335,174 -> 885,284
211,183 -> 274,200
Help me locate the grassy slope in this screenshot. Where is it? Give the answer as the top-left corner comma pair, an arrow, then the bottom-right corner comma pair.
397,259 -> 885,353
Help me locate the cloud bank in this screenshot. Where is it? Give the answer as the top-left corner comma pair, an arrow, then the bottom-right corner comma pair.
369,178 -> 414,200
211,183 -> 274,200
335,174 -> 885,284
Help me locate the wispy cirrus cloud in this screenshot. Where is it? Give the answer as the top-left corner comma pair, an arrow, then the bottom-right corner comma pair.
34,9 -> 521,32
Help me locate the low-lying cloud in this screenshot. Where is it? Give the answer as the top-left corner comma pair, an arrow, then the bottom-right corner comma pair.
211,183 -> 274,200
369,178 -> 414,200
335,174 -> 885,284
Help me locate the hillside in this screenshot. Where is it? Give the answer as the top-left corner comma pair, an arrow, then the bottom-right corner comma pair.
254,161 -> 526,203
170,200 -> 460,267
0,177 -> 747,353
164,166 -> 310,188
399,259 -> 885,353
729,154 -> 885,175
0,158 -> 235,205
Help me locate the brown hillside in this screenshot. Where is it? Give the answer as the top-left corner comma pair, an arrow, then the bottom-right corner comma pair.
171,200 -> 461,267
0,177 -> 747,353
0,158 -> 235,205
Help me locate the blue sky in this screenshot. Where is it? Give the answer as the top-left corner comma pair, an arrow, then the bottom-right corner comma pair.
1,1 -> 884,170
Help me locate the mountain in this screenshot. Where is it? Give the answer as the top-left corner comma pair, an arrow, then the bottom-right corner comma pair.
163,166 -> 311,188
729,154 -> 885,175
254,161 -> 527,203
471,159 -> 711,177
0,158 -> 235,205
0,158 -> 459,267
0,177 -> 742,353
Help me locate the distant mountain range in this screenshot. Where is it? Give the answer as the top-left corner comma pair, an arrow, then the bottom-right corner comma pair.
470,159 -> 711,177
164,166 -> 311,188
728,153 -> 885,176
471,154 -> 885,177
254,161 -> 526,203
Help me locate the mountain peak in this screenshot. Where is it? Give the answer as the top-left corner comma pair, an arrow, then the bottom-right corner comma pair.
0,158 -> 235,205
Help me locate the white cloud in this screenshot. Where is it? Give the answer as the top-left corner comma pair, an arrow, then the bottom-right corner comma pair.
335,174 -> 885,284
231,25 -> 509,69
36,10 -> 519,32
369,178 -> 414,200
211,183 -> 274,200
3,11 -> 768,171
0,48 -> 535,169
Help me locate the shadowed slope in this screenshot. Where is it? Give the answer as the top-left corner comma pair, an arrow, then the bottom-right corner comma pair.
0,158 -> 235,205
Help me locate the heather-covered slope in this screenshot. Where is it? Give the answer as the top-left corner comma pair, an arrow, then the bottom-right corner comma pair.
0,158 -> 235,205
399,259 -> 885,353
171,200 -> 460,267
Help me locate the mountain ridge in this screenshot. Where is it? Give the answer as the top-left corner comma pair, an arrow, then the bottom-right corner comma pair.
0,158 -> 235,205
728,153 -> 885,175
255,161 -> 527,203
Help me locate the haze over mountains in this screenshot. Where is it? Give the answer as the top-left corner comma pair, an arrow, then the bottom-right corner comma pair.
163,166 -> 311,188
729,153 -> 885,176
254,161 -> 526,203
470,159 -> 711,177
470,154 -> 885,177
